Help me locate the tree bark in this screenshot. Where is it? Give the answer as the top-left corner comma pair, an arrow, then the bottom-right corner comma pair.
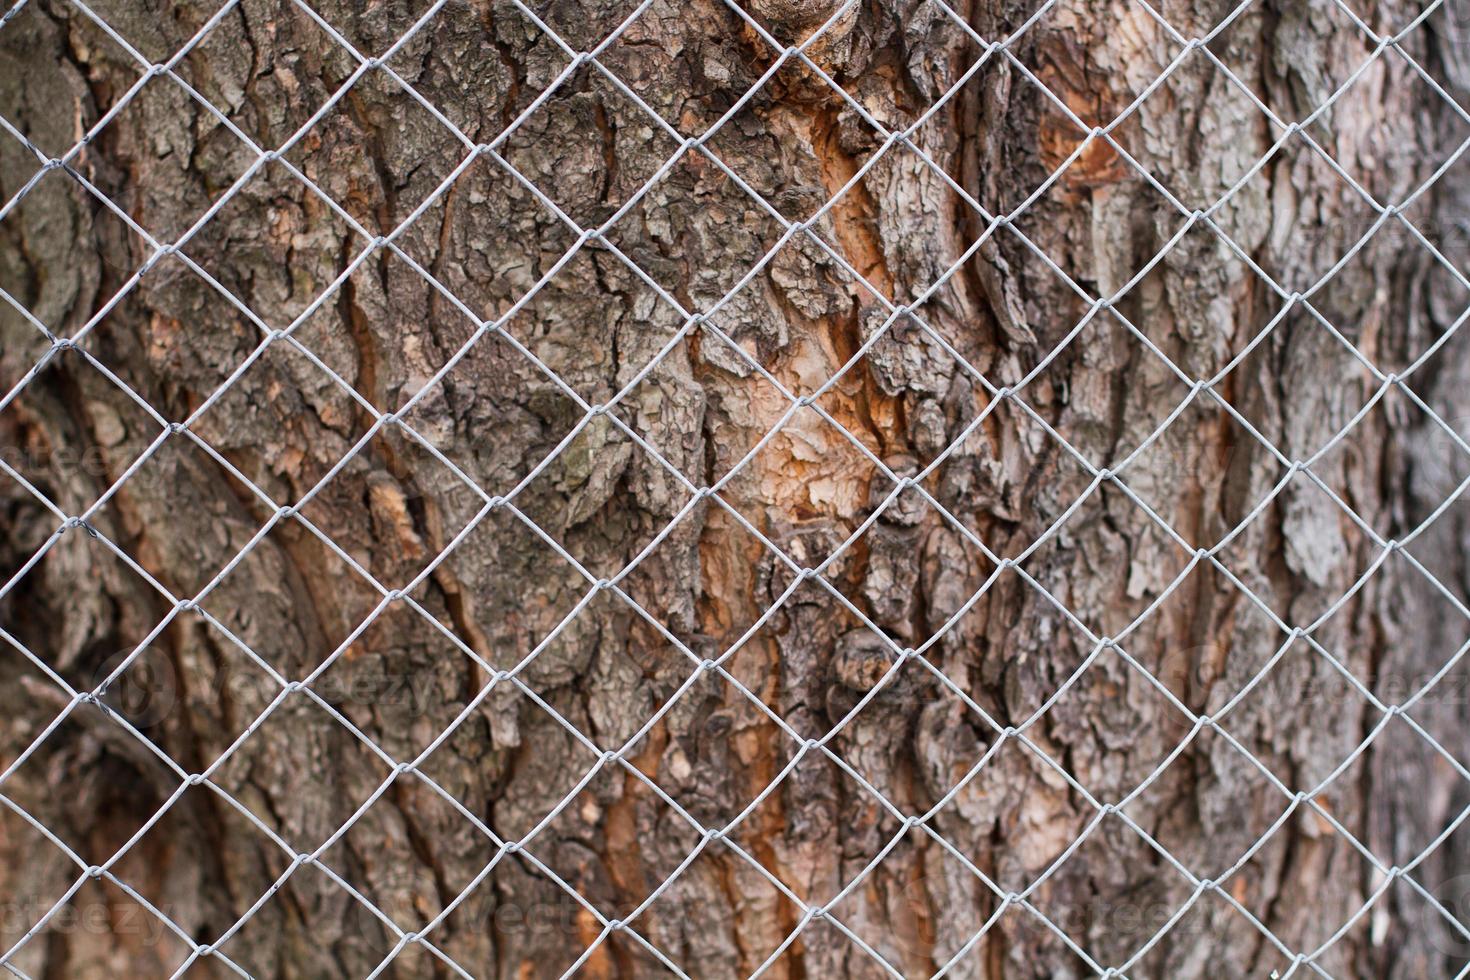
2,0 -> 1469,977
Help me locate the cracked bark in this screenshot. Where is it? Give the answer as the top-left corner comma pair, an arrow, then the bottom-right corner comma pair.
2,0 -> 1470,977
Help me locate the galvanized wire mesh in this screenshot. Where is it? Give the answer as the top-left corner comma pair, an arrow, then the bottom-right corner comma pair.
2,0 -> 1470,976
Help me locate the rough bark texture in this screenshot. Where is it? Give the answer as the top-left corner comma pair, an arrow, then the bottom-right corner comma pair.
2,0 -> 1470,976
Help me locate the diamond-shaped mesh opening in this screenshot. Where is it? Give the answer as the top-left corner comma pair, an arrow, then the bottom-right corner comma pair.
496,755 -> 706,935
1199,0 -> 1385,131
0,166 -> 150,347
185,323 -> 377,493
378,0 -> 572,146
1402,156 -> 1470,300
0,348 -> 165,519
195,511 -> 386,678
1108,32 -> 1275,213
282,64 -> 470,239
498,58 -> 685,232
89,74 -> 260,245
1028,811 -> 1201,971
0,513 -> 175,690
500,243 -> 689,407
311,769 -> 499,953
59,249 -> 269,422
392,144 -> 583,320
811,821 -> 964,973
578,0 -> 763,135
0,0 -> 152,159
170,0 -> 360,153
81,432 -> 273,601
1208,475 -> 1382,634
714,744 -> 914,914
86,605 -> 288,770
402,502 -> 593,681
1114,396 -> 1288,550
629,832 -> 806,975
1127,885 -> 1301,977
701,553 -> 905,730
0,696 -> 175,870
201,853 -> 393,978
597,145 -> 791,311
204,687 -> 400,850
71,0 -> 230,66
286,242 -> 483,413
494,414 -> 693,582
1217,808 -> 1384,971
290,421 -> 486,591
179,158 -> 366,329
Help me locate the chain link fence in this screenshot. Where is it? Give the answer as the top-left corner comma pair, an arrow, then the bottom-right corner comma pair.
1,0 -> 1470,976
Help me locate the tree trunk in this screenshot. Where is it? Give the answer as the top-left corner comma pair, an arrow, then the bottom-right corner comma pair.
2,0 -> 1469,976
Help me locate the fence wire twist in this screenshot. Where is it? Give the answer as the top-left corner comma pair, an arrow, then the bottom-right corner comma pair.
1,0 -> 1470,976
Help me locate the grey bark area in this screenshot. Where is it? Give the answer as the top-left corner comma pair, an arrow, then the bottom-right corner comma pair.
2,0 -> 1469,976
